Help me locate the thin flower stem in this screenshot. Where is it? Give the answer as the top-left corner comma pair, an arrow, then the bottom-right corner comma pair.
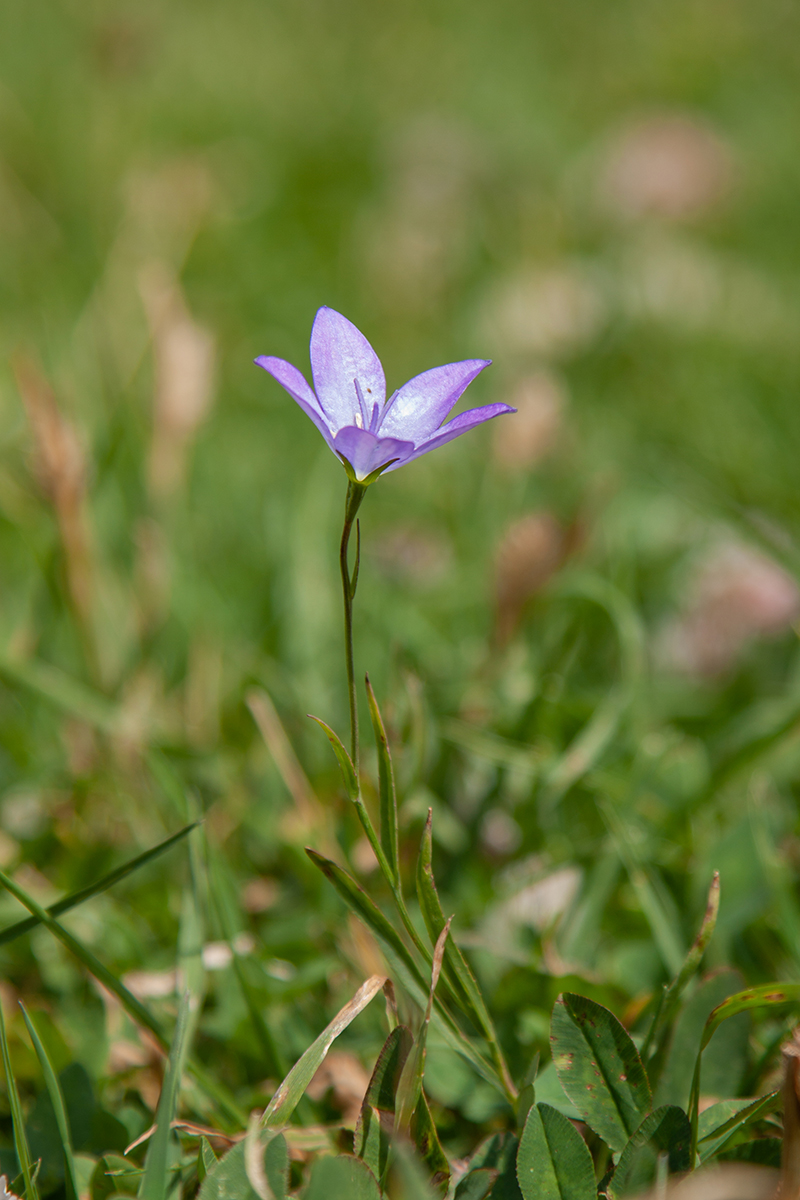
340,480 -> 367,769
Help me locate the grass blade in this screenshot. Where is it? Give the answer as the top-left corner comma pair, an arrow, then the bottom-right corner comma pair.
395,919 -> 451,1133
306,849 -> 429,993
0,862 -> 247,1129
0,824 -> 199,949
415,811 -> 516,1100
643,871 -> 720,1066
19,1003 -> 79,1200
0,998 -> 38,1200
262,974 -> 386,1129
139,990 -> 193,1200
308,714 -> 359,800
688,983 -> 800,1160
365,675 -> 400,886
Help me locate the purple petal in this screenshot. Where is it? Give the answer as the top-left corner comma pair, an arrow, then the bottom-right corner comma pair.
255,355 -> 335,449
379,360 -> 491,442
310,308 -> 386,431
382,403 -> 516,472
332,426 -> 414,481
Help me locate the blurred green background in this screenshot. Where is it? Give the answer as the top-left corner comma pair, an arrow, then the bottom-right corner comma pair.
1,0 -> 800,1160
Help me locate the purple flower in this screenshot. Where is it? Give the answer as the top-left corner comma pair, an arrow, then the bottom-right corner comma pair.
255,307 -> 514,483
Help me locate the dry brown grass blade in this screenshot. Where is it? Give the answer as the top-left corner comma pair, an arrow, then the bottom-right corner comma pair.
139,261 -> 215,500
247,687 -> 330,844
13,354 -> 98,673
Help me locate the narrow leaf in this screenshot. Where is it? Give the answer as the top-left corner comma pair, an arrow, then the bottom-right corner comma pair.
411,1091 -> 450,1191
308,714 -> 359,800
19,1004 -> 80,1200
0,824 -> 199,949
517,1103 -> 596,1200
415,811 -> 516,1100
551,992 -> 651,1153
396,919 -> 451,1132
139,990 -> 193,1200
306,849 -> 429,993
689,983 -> 800,1159
0,1001 -> 38,1200
355,1025 -> 413,1182
608,1106 -> 691,1199
365,675 -> 400,885
698,1093 -> 781,1161
643,871 -> 720,1067
262,974 -> 386,1128
0,860 -> 246,1128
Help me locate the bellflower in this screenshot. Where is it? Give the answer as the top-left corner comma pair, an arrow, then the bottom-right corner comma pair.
255,307 -> 514,483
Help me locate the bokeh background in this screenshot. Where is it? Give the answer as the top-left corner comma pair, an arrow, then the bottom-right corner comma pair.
1,0 -> 800,1164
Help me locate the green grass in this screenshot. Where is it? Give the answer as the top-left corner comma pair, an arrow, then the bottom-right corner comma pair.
0,0 -> 799,1194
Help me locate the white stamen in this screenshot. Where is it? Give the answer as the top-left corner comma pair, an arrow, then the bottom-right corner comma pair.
354,412 -> 363,428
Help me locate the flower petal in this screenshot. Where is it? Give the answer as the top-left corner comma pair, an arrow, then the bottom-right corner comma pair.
255,355 -> 335,448
332,426 -> 414,481
382,402 -> 516,471
379,359 -> 491,442
310,307 -> 386,431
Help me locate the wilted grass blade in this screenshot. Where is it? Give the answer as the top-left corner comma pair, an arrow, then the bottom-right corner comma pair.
0,999 -> 38,1200
262,974 -> 386,1129
365,675 -> 400,886
140,990 -> 193,1200
19,1003 -> 80,1200
0,823 -> 199,948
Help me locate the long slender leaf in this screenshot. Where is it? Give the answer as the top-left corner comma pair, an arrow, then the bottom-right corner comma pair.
355,1025 -> 414,1183
396,919 -> 450,1133
688,983 -> 800,1160
262,974 -> 386,1128
0,862 -> 247,1129
19,1004 -> 80,1200
643,871 -> 720,1066
139,990 -> 193,1200
0,824 -> 199,949
0,1000 -> 38,1200
698,1093 -> 781,1161
601,800 -> 685,975
306,849 -> 428,993
308,714 -> 359,800
415,811 -> 516,1100
365,675 -> 400,885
